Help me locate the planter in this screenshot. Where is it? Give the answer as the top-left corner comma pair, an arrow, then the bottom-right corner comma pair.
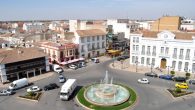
18,92 -> 42,102
167,89 -> 193,97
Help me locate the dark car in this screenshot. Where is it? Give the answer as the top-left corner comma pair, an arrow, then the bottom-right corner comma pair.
172,77 -> 186,82
145,72 -> 158,77
189,79 -> 195,85
44,83 -> 59,91
117,56 -> 125,61
159,75 -> 173,80
122,55 -> 129,59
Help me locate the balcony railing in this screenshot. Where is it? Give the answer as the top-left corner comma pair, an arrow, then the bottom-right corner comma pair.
179,55 -> 184,59
172,54 -> 177,59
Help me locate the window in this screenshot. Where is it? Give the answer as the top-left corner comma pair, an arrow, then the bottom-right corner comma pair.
92,43 -> 95,50
87,44 -> 91,51
141,57 -> 144,64
184,62 -> 189,71
185,49 -> 190,60
152,46 -> 156,56
178,61 -> 182,70
133,37 -> 136,43
87,37 -> 91,42
152,58 -> 155,65
179,49 -> 184,59
92,36 -> 95,41
136,45 -> 139,51
146,58 -> 150,65
132,56 -> 135,63
160,47 -> 164,54
192,63 -> 195,73
136,37 -> 139,43
173,48 -> 177,58
147,46 -> 151,55
172,61 -> 176,69
133,45 -> 136,51
81,38 -> 85,43
97,36 -> 100,41
97,42 -> 100,49
102,36 -> 105,40
141,45 -> 145,55
81,45 -> 85,52
102,41 -> 105,48
69,50 -> 73,55
165,47 -> 169,55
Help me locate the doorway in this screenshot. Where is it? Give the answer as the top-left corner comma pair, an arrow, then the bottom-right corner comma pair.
160,58 -> 167,69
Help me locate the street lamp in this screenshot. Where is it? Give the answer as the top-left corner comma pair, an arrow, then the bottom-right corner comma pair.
166,66 -> 170,75
135,57 -> 139,72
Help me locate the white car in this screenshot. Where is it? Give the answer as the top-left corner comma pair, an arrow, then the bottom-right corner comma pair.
53,64 -> 63,73
69,64 -> 78,70
59,75 -> 65,83
137,78 -> 150,84
27,86 -> 41,92
0,89 -> 13,96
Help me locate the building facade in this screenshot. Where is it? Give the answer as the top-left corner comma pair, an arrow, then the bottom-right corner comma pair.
0,48 -> 50,83
130,30 -> 195,73
74,29 -> 106,58
40,41 -> 79,64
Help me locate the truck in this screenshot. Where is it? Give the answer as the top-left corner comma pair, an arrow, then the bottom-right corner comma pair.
60,79 -> 77,100
9,78 -> 28,90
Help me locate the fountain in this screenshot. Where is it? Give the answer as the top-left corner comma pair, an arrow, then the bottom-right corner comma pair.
84,71 -> 130,106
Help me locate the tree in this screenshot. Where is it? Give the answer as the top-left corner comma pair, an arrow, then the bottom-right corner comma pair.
170,71 -> 175,76
185,72 -> 191,79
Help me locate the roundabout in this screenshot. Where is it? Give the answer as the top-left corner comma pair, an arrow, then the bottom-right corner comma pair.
76,72 -> 137,110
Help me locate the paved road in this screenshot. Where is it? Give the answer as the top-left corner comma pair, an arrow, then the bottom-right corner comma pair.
0,59 -> 195,110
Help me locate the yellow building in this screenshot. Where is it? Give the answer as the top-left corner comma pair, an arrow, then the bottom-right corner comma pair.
151,16 -> 181,31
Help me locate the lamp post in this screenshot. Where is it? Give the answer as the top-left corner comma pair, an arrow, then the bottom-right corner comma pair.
150,63 -> 153,73
135,57 -> 139,72
166,66 -> 170,75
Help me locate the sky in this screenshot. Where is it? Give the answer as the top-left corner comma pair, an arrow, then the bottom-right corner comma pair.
0,0 -> 194,21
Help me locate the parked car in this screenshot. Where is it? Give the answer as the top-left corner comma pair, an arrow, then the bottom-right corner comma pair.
117,56 -> 125,61
53,64 -> 63,73
76,62 -> 86,68
27,86 -> 41,92
44,83 -> 59,91
189,79 -> 195,85
172,77 -> 186,82
59,75 -> 66,83
69,64 -> 78,70
175,83 -> 189,89
159,74 -> 173,80
91,58 -> 100,63
9,78 -> 29,90
145,72 -> 158,77
137,78 -> 150,84
0,89 -> 13,96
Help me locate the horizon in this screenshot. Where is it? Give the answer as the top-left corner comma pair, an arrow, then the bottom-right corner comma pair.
0,0 -> 195,21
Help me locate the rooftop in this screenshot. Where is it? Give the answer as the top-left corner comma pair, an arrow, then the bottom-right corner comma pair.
76,29 -> 106,37
132,30 -> 195,40
0,48 -> 47,64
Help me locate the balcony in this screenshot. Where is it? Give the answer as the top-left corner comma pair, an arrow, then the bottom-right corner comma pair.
172,55 -> 177,59
159,53 -> 170,58
152,53 -> 156,56
146,52 -> 151,56
179,55 -> 184,59
185,57 -> 190,60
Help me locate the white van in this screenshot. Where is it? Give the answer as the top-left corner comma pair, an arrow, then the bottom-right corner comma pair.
53,64 -> 63,73
9,78 -> 28,90
60,79 -> 77,100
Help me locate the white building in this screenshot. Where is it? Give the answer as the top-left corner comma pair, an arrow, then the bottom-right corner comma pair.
23,22 -> 47,32
136,21 -> 154,30
69,20 -> 86,32
73,29 -> 106,58
130,30 -> 195,73
180,18 -> 195,31
107,19 -> 130,39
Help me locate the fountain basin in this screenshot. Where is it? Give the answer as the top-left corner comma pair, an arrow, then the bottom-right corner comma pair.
84,84 -> 130,106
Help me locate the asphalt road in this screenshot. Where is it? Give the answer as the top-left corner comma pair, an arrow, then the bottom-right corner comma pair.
0,59 -> 195,110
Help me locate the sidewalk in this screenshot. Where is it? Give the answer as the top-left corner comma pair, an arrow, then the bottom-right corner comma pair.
110,59 -> 193,78
0,72 -> 54,88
